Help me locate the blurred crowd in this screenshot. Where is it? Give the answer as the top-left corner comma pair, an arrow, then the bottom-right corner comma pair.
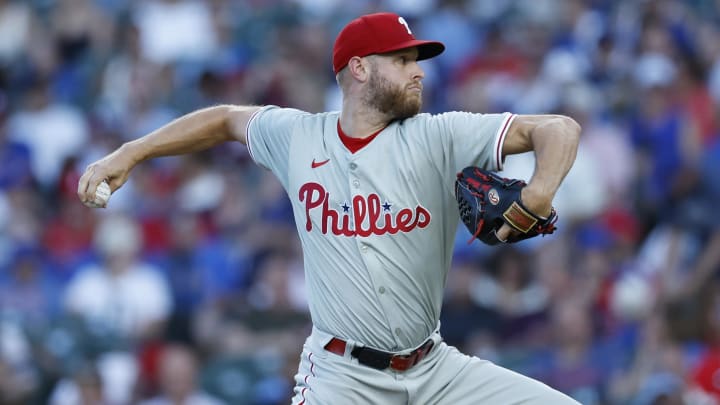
0,0 -> 719,404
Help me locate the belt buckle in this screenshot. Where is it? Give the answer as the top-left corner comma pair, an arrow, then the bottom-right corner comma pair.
389,340 -> 434,371
389,353 -> 415,371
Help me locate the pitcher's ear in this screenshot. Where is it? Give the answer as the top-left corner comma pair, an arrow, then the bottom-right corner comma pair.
348,56 -> 370,83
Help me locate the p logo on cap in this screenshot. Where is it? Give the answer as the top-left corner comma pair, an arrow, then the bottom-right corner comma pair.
332,12 -> 445,74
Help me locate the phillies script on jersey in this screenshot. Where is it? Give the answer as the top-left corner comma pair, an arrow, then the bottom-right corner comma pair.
299,182 -> 431,236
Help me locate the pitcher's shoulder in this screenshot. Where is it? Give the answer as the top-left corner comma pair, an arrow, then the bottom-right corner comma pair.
394,112 -> 454,132
400,111 -> 473,125
290,110 -> 339,125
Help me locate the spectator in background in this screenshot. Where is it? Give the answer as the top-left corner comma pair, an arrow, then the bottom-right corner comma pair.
139,344 -> 225,405
6,78 -> 89,190
50,352 -> 140,405
659,132 -> 720,302
49,363 -> 106,405
0,317 -> 37,405
193,250 -> 308,361
440,255 -> 500,353
629,50 -> 697,231
0,116 -> 33,192
469,246 -> 550,343
47,0 -> 115,106
448,24 -> 530,114
533,301 -> 611,405
63,214 -> 172,341
0,0 -> 34,65
1,186 -> 45,271
98,21 -> 161,132
159,208 -> 254,343
42,175 -> 97,276
134,0 -> 218,65
71,364 -> 105,405
608,310 -> 701,405
0,246 -> 61,327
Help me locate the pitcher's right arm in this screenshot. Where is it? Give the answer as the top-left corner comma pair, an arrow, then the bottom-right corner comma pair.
77,105 -> 261,206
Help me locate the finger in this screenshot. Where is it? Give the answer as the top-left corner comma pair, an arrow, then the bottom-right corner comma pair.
86,175 -> 104,201
495,223 -> 515,242
78,166 -> 108,206
77,166 -> 95,203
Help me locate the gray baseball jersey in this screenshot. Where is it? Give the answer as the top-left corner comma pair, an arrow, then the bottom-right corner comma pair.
246,106 -> 514,352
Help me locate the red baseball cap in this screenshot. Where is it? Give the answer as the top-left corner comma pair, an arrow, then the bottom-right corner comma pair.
332,12 -> 445,74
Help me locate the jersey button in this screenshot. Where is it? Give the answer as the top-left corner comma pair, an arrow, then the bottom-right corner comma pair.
395,328 -> 402,336
352,179 -> 360,188
361,244 -> 368,253
378,287 -> 385,294
349,163 -> 357,170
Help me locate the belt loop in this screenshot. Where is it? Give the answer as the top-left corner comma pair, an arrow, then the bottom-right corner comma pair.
344,338 -> 359,357
429,322 -> 443,347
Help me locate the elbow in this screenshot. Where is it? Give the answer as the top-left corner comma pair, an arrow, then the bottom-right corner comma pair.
564,115 -> 582,137
556,115 -> 582,145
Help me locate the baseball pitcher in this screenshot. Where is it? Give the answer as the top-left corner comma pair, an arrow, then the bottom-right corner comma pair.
78,12 -> 582,404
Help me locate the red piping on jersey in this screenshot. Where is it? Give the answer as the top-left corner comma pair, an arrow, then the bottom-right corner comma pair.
337,120 -> 385,153
298,351 -> 316,405
245,108 -> 264,163
495,114 -> 514,170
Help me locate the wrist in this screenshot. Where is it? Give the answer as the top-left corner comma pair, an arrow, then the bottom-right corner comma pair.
520,185 -> 553,217
119,141 -> 145,168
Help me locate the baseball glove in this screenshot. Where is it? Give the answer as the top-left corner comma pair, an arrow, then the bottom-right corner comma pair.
455,167 -> 558,245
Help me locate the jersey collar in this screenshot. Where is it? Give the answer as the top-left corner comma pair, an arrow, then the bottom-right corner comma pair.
337,120 -> 386,154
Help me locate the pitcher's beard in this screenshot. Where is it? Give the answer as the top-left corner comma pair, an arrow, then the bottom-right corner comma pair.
364,71 -> 422,120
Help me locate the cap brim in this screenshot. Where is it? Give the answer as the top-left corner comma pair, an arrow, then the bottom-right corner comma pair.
378,40 -> 445,61
416,41 -> 445,61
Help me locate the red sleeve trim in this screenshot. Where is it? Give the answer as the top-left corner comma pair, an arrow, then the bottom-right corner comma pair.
245,108 -> 264,163
494,113 -> 516,171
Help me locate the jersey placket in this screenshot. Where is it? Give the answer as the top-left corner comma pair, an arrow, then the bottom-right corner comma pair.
350,159 -> 407,351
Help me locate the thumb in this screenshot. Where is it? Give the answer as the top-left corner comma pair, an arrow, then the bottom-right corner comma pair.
106,175 -> 129,193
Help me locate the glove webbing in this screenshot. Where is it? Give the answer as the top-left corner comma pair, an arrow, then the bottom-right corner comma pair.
457,171 -> 495,244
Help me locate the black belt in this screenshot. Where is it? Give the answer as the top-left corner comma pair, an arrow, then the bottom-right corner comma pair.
324,337 -> 435,371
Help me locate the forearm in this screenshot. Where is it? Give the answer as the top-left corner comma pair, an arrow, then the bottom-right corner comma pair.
78,104 -> 260,205
523,116 -> 581,214
123,105 -> 238,165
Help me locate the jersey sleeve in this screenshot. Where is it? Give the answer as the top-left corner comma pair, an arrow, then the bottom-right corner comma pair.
246,105 -> 308,187
435,111 -> 515,172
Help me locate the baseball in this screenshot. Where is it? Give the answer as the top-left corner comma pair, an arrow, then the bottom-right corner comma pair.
86,181 -> 111,208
